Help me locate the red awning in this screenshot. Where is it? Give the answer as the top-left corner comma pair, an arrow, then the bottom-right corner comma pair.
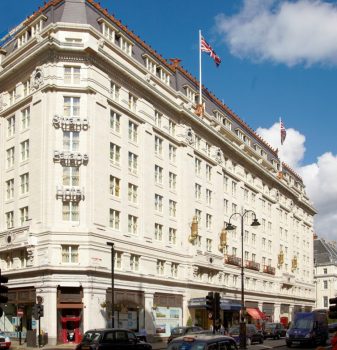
246,308 -> 267,320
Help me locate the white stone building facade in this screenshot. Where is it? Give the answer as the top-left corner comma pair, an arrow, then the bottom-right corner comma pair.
0,0 -> 316,344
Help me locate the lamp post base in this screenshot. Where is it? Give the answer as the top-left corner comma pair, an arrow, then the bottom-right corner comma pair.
239,322 -> 247,349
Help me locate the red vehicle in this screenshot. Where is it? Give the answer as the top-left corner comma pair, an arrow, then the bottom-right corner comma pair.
0,332 -> 11,349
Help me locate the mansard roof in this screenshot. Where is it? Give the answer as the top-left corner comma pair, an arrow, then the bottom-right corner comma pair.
314,238 -> 337,266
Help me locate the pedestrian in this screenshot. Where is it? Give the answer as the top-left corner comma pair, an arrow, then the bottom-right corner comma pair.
331,331 -> 337,350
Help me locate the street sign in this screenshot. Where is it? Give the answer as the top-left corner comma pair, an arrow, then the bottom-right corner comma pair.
17,310 -> 24,317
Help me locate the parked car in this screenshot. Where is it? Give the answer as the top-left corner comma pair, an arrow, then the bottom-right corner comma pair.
0,332 -> 11,349
167,333 -> 238,350
167,326 -> 204,344
229,324 -> 264,345
263,322 -> 286,339
75,328 -> 152,350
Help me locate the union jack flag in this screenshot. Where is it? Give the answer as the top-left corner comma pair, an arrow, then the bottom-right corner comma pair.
280,119 -> 287,145
201,36 -> 221,67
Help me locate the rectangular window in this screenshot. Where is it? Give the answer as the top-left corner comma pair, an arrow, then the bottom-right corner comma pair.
128,93 -> 137,111
206,214 -> 212,229
7,116 -> 15,137
20,173 -> 29,194
128,183 -> 138,203
154,136 -> 163,156
110,110 -> 121,132
195,158 -> 201,175
232,181 -> 237,196
21,107 -> 30,129
157,260 -> 165,275
109,209 -> 120,230
20,140 -> 29,161
205,142 -> 211,156
224,199 -> 228,214
128,152 -> 138,174
62,202 -> 79,221
155,111 -> 162,128
169,172 -> 176,191
206,238 -> 212,252
130,254 -> 139,271
110,81 -> 120,101
169,144 -> 176,163
6,179 -> 14,200
23,79 -> 31,97
223,175 -> 229,192
128,215 -> 138,234
62,245 -> 79,263
20,206 -> 29,226
169,228 -> 177,245
103,24 -> 115,42
64,96 -> 80,117
169,120 -> 176,136
206,164 -> 212,181
110,143 -> 121,165
114,251 -> 122,269
9,88 -> 16,106
155,194 -> 163,212
110,176 -> 120,197
155,165 -> 163,185
324,280 -> 328,289
206,189 -> 212,206
171,263 -> 178,277
169,200 -> 177,218
6,211 -> 14,229
64,66 -> 81,84
155,223 -> 163,241
195,209 -> 202,225
128,121 -> 138,143
63,131 -> 79,151
63,167 -> 79,186
195,184 -> 201,200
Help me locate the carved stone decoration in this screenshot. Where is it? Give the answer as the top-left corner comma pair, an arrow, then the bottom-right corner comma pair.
31,67 -> 44,90
26,247 -> 34,267
214,147 -> 223,163
36,34 -> 43,43
185,126 -> 194,145
98,38 -> 105,49
192,266 -> 199,277
0,93 -> 6,111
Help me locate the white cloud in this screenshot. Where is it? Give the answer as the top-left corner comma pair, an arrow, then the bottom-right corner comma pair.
216,0 -> 337,66
257,123 -> 337,240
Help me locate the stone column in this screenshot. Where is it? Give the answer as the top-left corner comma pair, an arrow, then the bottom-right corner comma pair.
82,286 -> 107,331
274,303 -> 281,322
144,292 -> 155,335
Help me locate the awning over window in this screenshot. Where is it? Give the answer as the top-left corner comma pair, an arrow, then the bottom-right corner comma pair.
246,308 -> 267,320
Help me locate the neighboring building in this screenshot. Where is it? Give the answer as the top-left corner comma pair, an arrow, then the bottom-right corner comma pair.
0,0 -> 316,344
314,237 -> 337,310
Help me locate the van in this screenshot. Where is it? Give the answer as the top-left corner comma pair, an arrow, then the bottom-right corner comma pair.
286,310 -> 329,347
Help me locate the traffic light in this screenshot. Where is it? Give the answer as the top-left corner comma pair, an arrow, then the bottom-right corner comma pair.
214,292 -> 221,321
33,304 -> 44,319
206,292 -> 214,312
329,297 -> 337,319
0,271 -> 8,318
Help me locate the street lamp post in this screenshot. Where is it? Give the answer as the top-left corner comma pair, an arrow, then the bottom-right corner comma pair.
225,210 -> 260,350
107,242 -> 115,328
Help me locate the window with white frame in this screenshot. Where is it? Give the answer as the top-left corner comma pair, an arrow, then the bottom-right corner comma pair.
128,121 -> 138,143
156,67 -> 170,85
169,144 -> 176,163
128,183 -> 138,203
64,66 -> 81,84
169,120 -> 176,136
232,181 -> 237,197
130,254 -> 140,271
169,200 -> 177,218
223,175 -> 229,192
20,206 -> 29,226
206,189 -> 212,206
6,211 -> 14,229
110,143 -> 121,166
195,135 -> 201,150
110,110 -> 121,132
232,203 -> 237,213
195,183 -> 201,200
20,140 -> 29,161
206,238 -> 212,252
184,86 -> 196,103
155,194 -> 163,212
63,167 -> 79,186
324,296 -> 328,308
195,209 -> 202,224
23,79 -> 31,97
62,245 -> 78,263
63,131 -> 79,151
115,33 -> 133,56
195,158 -> 201,175
171,263 -> 178,277
103,22 -> 115,41
128,152 -> 138,174
62,202 -> 79,221
6,179 -> 14,200
169,228 -> 177,245
206,164 -> 212,181
156,260 -> 165,275
20,173 -> 29,194
224,199 -> 228,214
9,88 -> 16,106
205,142 -> 211,156
154,110 -> 162,127
110,81 -> 120,101
128,93 -> 137,112
155,223 -> 163,241
154,136 -> 163,156
155,165 -> 163,185
324,280 -> 328,289
235,129 -> 251,146
128,215 -> 138,234
114,251 -> 122,269
20,250 -> 27,268
169,172 -> 176,191
206,214 -> 212,229
7,116 -> 15,137
110,176 -> 120,197
232,247 -> 237,257
64,96 -> 80,117
109,209 -> 120,230
21,107 -> 30,130
145,56 -> 157,74
244,230 -> 249,243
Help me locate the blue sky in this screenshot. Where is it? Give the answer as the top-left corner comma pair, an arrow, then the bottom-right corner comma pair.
1,0 -> 337,239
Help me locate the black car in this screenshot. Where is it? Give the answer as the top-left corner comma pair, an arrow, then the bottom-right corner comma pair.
167,334 -> 238,350
167,326 -> 204,344
76,328 -> 152,350
229,324 -> 264,345
263,322 -> 286,339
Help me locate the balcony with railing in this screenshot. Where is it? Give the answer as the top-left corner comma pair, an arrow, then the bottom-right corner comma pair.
263,265 -> 276,275
224,254 -> 241,267
245,260 -> 260,271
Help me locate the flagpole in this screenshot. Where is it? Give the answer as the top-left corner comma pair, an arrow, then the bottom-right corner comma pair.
199,29 -> 202,105
279,117 -> 283,175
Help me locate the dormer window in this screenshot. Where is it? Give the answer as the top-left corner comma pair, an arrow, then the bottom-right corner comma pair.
144,55 -> 170,85
156,67 -> 170,85
115,33 -> 133,56
102,22 -> 115,42
235,129 -> 251,146
145,56 -> 157,74
17,15 -> 46,49
184,86 -> 197,104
